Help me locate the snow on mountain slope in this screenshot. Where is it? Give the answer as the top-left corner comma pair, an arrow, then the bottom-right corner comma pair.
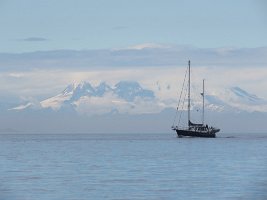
210,86 -> 267,112
38,81 -> 159,114
11,102 -> 34,110
41,91 -> 73,110
40,82 -> 108,110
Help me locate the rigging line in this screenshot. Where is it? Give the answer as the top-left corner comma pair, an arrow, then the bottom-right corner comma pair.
178,82 -> 188,127
172,66 -> 188,127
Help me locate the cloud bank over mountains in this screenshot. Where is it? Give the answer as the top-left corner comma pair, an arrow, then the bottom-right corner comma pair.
0,44 -> 267,71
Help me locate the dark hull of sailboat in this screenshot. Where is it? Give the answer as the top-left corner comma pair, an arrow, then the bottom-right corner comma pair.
175,129 -> 219,138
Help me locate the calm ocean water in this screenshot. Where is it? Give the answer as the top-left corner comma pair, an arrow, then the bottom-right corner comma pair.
0,133 -> 267,200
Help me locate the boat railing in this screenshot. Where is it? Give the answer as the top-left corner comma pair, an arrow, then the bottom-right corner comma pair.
172,125 -> 189,130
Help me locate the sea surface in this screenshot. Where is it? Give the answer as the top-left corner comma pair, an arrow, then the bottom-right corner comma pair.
0,133 -> 267,200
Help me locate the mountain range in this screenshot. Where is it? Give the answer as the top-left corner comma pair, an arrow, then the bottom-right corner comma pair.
11,81 -> 157,114
11,81 -> 267,115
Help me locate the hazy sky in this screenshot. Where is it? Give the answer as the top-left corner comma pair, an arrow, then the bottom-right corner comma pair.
1,0 -> 267,52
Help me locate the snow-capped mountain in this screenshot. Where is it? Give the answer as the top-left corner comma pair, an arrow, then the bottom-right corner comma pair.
12,81 -> 158,114
41,82 -> 113,110
186,85 -> 267,113
11,81 -> 267,114
114,81 -> 154,101
230,87 -> 266,105
208,86 -> 267,112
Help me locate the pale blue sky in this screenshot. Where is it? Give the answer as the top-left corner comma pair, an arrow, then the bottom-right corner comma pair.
0,0 -> 267,53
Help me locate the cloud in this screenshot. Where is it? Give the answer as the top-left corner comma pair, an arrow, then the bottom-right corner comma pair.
75,94 -> 163,116
8,72 -> 25,78
0,45 -> 266,71
121,43 -> 171,50
19,37 -> 48,42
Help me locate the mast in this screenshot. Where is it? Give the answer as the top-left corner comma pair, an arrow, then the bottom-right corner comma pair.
202,79 -> 205,125
188,60 -> 191,127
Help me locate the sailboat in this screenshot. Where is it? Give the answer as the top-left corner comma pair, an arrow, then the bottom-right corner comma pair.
172,60 -> 220,138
